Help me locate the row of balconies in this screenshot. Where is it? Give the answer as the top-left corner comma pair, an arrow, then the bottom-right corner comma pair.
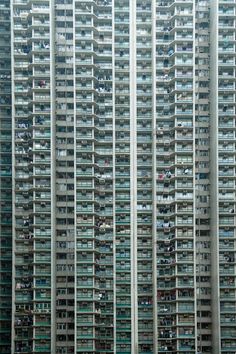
13,190 -> 203,205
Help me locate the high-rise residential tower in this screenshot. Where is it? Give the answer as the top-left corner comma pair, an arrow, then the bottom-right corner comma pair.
1,0 -> 236,353
0,0 -> 12,353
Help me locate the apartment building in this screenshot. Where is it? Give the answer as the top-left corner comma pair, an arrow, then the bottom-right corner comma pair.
0,1 -> 12,354
0,0 -> 234,353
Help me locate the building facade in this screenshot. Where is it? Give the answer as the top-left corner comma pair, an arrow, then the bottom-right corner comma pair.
0,1 -> 12,354
0,0 -> 234,353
